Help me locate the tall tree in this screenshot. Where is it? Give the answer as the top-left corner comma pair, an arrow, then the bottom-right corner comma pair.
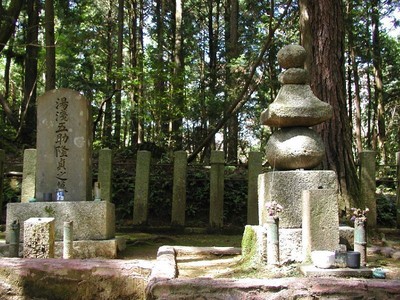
225,0 -> 239,163
371,0 -> 386,163
0,0 -> 24,53
171,0 -> 184,149
115,0 -> 124,147
45,0 -> 56,91
300,0 -> 360,210
20,0 -> 41,146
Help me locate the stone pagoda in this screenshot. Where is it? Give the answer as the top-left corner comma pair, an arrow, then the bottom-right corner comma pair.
250,45 -> 345,263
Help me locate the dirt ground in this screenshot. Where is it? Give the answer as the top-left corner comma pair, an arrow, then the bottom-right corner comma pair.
117,230 -> 400,280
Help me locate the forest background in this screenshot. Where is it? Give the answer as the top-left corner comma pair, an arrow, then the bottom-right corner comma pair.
0,0 -> 399,227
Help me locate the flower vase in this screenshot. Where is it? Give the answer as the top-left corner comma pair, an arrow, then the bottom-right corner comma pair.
353,217 -> 367,267
266,216 -> 279,265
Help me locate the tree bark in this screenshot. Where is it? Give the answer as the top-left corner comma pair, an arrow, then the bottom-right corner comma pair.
115,0 -> 124,147
0,0 -> 24,53
20,0 -> 40,146
172,0 -> 184,149
225,0 -> 239,163
371,0 -> 386,164
45,0 -> 56,91
300,0 -> 360,210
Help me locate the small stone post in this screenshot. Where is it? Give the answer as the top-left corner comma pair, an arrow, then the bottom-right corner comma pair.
359,150 -> 376,228
133,151 -> 151,225
21,149 -> 37,202
354,218 -> 367,267
209,151 -> 225,229
396,152 -> 400,228
98,148 -> 113,202
266,216 -> 279,265
247,151 -> 263,225
63,221 -> 73,259
0,150 -> 4,216
9,220 -> 20,257
171,151 -> 187,228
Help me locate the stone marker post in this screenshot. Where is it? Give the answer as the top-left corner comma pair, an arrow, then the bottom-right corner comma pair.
302,189 -> 339,261
396,152 -> 400,229
133,151 -> 151,225
24,217 -> 55,258
359,151 -> 376,228
21,149 -> 37,202
98,148 -> 113,202
171,151 -> 187,227
209,151 -> 225,229
36,89 -> 92,201
9,220 -> 20,257
247,152 -> 263,225
63,221 -> 73,259
0,149 -> 4,216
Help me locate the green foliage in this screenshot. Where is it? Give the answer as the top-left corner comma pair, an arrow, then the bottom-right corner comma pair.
376,187 -> 397,227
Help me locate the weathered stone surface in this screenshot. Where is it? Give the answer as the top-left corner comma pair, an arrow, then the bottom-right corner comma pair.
277,44 -> 307,69
6,201 -> 115,242
0,258 -> 152,300
300,265 -> 373,278
98,148 -> 113,202
278,68 -> 309,84
265,127 -> 325,170
258,170 -> 338,228
36,88 -> 92,202
302,189 -> 339,260
260,84 -> 333,127
147,275 -> 400,300
21,149 -> 37,202
24,217 -> 55,258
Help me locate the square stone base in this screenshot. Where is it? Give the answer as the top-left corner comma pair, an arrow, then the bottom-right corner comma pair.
6,201 -> 115,242
243,225 -> 354,263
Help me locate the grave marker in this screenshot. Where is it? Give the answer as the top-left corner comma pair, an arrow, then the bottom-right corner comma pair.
36,89 -> 92,201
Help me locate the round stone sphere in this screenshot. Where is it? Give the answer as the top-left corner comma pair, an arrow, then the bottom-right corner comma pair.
277,45 -> 307,69
266,127 -> 325,170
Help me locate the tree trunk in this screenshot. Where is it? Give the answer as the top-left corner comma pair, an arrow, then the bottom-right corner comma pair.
346,0 -> 362,154
20,0 -> 40,146
102,0 -> 114,148
225,0 -> 239,163
300,0 -> 360,211
45,0 -> 56,91
371,0 -> 386,164
172,0 -> 184,150
0,0 -> 24,53
115,0 -> 124,147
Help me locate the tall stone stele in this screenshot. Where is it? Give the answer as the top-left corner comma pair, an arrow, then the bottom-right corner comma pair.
36,88 -> 92,201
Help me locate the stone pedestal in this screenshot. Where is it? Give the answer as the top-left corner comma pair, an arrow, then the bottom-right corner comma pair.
258,170 -> 337,228
6,201 -> 115,242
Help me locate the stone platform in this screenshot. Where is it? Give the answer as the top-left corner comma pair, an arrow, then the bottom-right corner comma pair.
243,225 -> 354,263
6,201 -> 115,242
300,264 -> 373,278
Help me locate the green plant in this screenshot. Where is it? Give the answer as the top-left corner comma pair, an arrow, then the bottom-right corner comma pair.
44,206 -> 56,217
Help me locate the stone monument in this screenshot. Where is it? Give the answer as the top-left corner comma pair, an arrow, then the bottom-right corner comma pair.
6,89 -> 117,258
244,45 -> 344,263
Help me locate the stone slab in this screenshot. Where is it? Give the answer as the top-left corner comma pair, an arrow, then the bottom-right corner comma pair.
300,264 -> 373,278
258,170 -> 338,228
0,258 -> 152,299
6,201 -> 115,242
302,189 -> 339,259
36,89 -> 92,202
